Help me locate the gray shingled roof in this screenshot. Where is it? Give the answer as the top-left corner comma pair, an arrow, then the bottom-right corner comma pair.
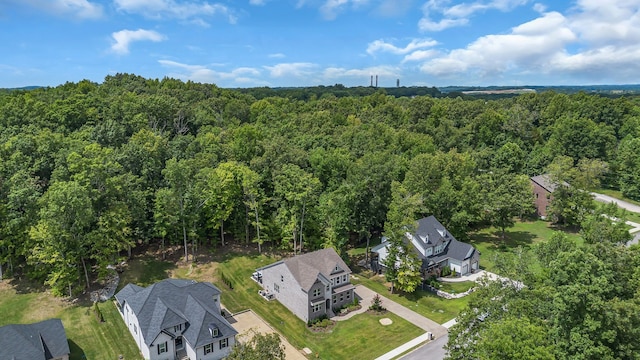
530,174 -> 559,192
411,216 -> 477,265
283,248 -> 351,291
0,319 -> 70,360
114,279 -> 237,348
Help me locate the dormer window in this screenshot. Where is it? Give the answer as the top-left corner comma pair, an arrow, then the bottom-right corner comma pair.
208,323 -> 219,337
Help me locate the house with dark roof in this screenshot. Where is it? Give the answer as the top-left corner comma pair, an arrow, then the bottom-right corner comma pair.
530,174 -> 558,218
114,279 -> 237,360
0,319 -> 70,360
372,216 -> 480,277
255,248 -> 354,323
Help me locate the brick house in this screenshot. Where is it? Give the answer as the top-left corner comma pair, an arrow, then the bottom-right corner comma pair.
530,174 -> 558,218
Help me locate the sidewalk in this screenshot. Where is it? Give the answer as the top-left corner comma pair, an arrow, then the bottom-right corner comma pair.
353,285 -> 448,338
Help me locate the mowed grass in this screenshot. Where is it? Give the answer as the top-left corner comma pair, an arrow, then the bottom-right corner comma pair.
197,253 -> 424,360
437,281 -> 476,294
468,220 -> 581,273
351,271 -> 473,325
0,283 -> 142,360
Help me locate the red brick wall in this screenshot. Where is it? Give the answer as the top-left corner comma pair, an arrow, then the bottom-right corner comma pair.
531,181 -> 552,217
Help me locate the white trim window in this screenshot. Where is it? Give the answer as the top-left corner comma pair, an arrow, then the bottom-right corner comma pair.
220,338 -> 229,349
312,288 -> 321,297
157,341 -> 168,354
313,303 -> 322,312
204,343 -> 214,355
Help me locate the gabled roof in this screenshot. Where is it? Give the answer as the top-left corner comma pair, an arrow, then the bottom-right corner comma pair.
282,248 -> 351,291
115,279 -> 237,348
0,319 -> 70,360
531,174 -> 561,193
414,216 -> 454,247
375,216 -> 478,266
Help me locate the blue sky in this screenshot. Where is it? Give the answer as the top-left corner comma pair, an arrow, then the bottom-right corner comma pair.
1,0 -> 639,88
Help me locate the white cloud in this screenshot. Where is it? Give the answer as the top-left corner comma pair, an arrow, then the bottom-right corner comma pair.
420,11 -> 576,77
114,0 -> 237,25
367,38 -> 438,55
111,29 -> 166,55
417,1 -> 640,84
249,0 -> 267,5
268,53 -> 286,59
419,0 -> 529,32
322,65 -> 400,80
295,0 -> 370,20
264,63 -> 317,78
18,0 -> 103,19
159,59 -> 263,84
402,49 -> 438,62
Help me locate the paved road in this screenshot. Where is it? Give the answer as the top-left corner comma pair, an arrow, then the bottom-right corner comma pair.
592,192 -> 640,213
399,333 -> 448,360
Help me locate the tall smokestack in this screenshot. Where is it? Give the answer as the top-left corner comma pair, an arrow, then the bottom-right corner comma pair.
375,75 -> 378,88
370,75 -> 373,87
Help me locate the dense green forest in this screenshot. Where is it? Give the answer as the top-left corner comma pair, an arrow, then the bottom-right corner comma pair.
1,74 -> 639,290
2,74 -> 640,358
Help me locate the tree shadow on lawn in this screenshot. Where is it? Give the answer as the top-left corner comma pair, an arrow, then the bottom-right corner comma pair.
469,230 -> 537,251
117,256 -> 176,291
68,339 -> 86,360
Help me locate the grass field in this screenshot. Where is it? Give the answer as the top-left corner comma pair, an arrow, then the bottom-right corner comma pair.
0,283 -> 142,360
437,281 -> 476,294
468,220 -> 582,273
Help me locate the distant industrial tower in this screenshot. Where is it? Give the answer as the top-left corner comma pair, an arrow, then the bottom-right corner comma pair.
397,79 -> 400,87
375,75 -> 378,88
370,75 -> 373,87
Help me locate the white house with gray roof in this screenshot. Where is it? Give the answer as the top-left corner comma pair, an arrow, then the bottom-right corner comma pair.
115,279 -> 237,360
372,216 -> 480,277
255,248 -> 354,323
0,319 -> 70,360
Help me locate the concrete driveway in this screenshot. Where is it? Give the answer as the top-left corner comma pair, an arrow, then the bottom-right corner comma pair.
224,309 -> 307,360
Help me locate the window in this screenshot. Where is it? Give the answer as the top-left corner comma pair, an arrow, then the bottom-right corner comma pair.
346,292 -> 351,300
211,328 -> 219,337
326,285 -> 329,292
157,342 -> 167,354
204,343 -> 213,354
342,275 -> 347,282
133,324 -> 137,334
339,293 -> 344,302
220,338 -> 228,349
313,303 -> 322,312
274,283 -> 280,293
312,288 -> 321,297
335,265 -> 339,272
535,193 -> 539,198
335,276 -> 341,285
281,275 -> 284,282
333,295 -> 337,304
174,324 -> 182,332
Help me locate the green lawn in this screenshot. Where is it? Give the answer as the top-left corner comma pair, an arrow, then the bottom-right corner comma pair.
0,285 -> 142,360
351,271 -> 473,325
436,281 -> 476,294
205,253 -> 424,359
468,220 -> 581,273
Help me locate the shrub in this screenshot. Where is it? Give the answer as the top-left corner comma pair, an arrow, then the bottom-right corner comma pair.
441,266 -> 451,277
369,294 -> 386,312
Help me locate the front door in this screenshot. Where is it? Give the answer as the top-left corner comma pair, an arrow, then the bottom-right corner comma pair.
175,336 -> 184,350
